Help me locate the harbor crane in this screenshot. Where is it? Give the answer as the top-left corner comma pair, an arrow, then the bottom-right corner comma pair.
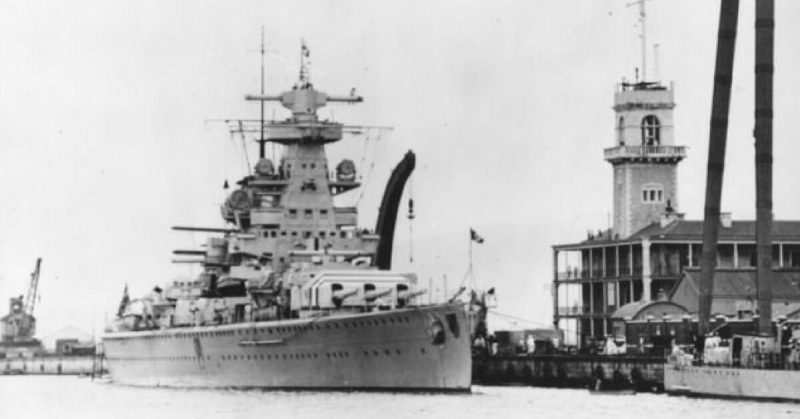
24,258 -> 42,320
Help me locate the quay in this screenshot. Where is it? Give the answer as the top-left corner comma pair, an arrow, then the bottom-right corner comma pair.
2,354 -> 105,376
473,353 -> 665,391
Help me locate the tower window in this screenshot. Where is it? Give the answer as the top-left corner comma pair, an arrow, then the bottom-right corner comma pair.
642,185 -> 664,203
641,115 -> 661,146
617,116 -> 625,145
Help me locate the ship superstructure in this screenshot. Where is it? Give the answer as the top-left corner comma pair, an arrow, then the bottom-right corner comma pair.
102,43 -> 472,391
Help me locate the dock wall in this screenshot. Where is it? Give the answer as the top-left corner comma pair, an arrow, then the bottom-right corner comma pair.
2,355 -> 105,375
473,354 -> 666,391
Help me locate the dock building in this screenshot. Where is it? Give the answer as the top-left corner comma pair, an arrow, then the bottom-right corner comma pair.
551,80 -> 800,348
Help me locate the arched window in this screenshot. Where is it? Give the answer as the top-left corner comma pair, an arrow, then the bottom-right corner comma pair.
641,115 -> 661,145
617,116 -> 625,145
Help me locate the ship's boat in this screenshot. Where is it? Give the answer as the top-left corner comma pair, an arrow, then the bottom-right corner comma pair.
101,44 -> 475,391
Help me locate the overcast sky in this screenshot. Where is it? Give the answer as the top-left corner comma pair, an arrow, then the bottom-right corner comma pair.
2,0 -> 800,339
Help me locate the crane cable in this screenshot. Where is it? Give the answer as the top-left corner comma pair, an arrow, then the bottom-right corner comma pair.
407,174 -> 415,263
355,131 -> 382,206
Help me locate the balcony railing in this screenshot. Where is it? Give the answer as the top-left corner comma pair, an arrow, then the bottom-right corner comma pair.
558,306 -> 614,316
557,267 -> 644,280
604,145 -> 687,163
558,306 -> 586,316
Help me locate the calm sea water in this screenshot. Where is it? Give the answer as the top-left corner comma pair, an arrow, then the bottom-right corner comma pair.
1,376 -> 800,419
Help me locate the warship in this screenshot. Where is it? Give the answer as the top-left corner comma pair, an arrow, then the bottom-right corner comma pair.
664,0 -> 800,402
102,42 -> 475,391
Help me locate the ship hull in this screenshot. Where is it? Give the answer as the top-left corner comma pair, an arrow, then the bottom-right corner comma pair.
102,304 -> 471,391
665,364 -> 800,402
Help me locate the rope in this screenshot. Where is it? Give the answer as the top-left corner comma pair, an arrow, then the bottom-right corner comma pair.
355,131 -> 382,205
488,310 -> 552,328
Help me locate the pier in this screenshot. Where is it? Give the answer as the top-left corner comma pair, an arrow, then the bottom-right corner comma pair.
473,353 -> 665,391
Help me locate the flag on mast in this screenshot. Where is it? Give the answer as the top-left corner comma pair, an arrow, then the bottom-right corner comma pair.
470,228 -> 484,244
117,284 -> 130,317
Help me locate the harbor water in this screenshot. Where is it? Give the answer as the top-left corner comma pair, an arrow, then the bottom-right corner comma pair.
1,376 -> 799,419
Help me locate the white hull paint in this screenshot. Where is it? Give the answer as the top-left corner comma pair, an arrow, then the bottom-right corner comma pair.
665,364 -> 800,402
103,304 -> 471,391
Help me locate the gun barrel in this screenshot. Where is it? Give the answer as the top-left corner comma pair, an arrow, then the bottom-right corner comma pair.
332,289 -> 359,301
327,95 -> 364,103
364,288 -> 392,300
399,289 -> 427,300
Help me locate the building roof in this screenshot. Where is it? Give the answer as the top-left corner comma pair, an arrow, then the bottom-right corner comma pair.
554,219 -> 800,249
631,220 -> 800,242
611,300 -> 688,320
670,268 -> 800,315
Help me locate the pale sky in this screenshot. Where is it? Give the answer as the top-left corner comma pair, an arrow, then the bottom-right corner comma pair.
1,0 -> 800,340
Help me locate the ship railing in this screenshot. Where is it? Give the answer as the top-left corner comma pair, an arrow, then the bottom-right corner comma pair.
695,352 -> 796,370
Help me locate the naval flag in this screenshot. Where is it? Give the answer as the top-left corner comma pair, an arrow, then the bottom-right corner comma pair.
470,228 -> 485,244
117,284 -> 130,318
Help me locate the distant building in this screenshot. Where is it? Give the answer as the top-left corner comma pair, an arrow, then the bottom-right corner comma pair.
551,81 -> 800,348
670,268 -> 800,319
1,296 -> 43,358
55,338 -> 96,356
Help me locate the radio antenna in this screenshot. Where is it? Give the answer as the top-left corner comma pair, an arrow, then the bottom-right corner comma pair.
626,0 -> 652,82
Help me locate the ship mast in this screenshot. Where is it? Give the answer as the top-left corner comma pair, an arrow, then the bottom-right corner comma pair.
754,0 -> 775,336
698,0 -> 739,337
258,27 -> 267,159
699,0 -> 775,338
